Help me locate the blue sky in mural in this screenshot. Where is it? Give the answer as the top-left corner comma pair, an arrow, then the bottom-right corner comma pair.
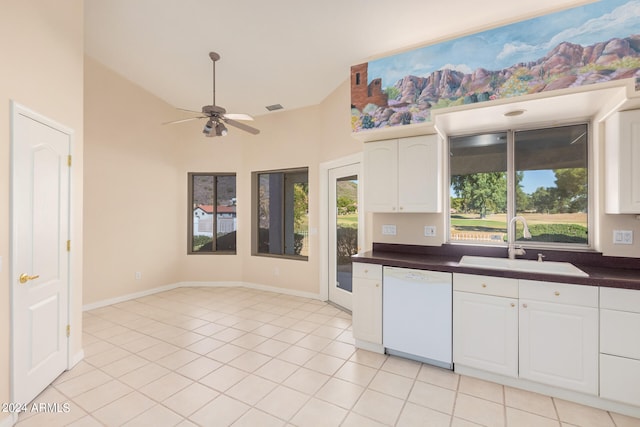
369,0 -> 640,88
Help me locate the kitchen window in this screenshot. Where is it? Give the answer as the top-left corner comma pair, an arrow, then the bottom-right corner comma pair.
449,123 -> 589,248
253,167 -> 309,259
188,173 -> 237,254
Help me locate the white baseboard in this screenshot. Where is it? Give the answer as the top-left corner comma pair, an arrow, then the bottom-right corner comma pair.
82,283 -> 181,311
70,350 -> 84,368
354,339 -> 385,354
83,281 -> 322,312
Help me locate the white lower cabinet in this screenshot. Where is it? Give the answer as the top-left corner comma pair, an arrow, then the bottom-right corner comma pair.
453,273 -> 518,377
600,354 -> 640,406
352,263 -> 383,350
453,275 -> 599,395
600,287 -> 640,406
519,299 -> 598,394
519,280 -> 599,395
453,291 -> 518,377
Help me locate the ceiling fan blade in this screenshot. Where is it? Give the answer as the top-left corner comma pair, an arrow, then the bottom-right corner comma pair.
162,116 -> 206,125
176,107 -> 203,114
224,113 -> 254,121
224,118 -> 260,135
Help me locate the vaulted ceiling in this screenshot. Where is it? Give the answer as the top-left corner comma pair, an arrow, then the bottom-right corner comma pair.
84,0 -> 590,119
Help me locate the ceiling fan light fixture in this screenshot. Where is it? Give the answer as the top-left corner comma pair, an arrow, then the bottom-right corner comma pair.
216,122 -> 228,136
203,119 -> 214,136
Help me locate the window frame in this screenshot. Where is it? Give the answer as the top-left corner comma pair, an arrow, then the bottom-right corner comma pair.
252,167 -> 309,261
448,120 -> 593,250
187,172 -> 237,255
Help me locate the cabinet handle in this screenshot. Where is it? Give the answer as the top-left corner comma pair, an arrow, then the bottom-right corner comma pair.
554,291 -> 560,296
510,303 -> 515,307
364,269 -> 368,274
376,283 -> 380,288
399,206 -> 404,211
481,283 -> 487,288
522,303 -> 528,308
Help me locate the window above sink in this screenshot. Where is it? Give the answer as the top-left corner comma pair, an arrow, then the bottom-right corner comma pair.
448,121 -> 591,250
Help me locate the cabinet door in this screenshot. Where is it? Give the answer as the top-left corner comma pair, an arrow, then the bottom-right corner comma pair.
519,300 -> 598,394
605,110 -> 640,213
600,354 -> 640,406
453,291 -> 518,377
363,139 -> 397,212
398,135 -> 441,212
352,277 -> 382,344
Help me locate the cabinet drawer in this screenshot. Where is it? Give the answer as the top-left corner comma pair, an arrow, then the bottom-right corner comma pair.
352,262 -> 382,280
600,287 -> 640,313
453,273 -> 518,298
601,309 -> 640,359
519,280 -> 597,307
600,354 -> 640,406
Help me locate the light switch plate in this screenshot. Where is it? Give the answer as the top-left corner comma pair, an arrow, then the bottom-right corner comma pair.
382,224 -> 397,236
613,230 -> 633,245
424,226 -> 436,237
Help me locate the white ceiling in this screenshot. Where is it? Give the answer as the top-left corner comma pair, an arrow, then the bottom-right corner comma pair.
84,0 -> 592,119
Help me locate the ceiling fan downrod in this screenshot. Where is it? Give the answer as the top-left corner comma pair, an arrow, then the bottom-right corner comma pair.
210,51 -> 220,107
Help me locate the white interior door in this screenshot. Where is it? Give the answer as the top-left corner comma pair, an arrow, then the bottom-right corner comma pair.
11,102 -> 71,404
328,163 -> 362,310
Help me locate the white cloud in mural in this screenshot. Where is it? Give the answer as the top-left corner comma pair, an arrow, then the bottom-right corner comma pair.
497,41 -> 542,61
498,0 -> 640,62
439,63 -> 473,74
551,0 -> 640,45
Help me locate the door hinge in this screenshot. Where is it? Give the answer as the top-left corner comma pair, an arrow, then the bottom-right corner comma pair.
66,325 -> 70,337
67,240 -> 71,252
67,155 -> 72,167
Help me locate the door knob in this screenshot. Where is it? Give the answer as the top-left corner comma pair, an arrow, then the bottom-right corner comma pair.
19,273 -> 40,284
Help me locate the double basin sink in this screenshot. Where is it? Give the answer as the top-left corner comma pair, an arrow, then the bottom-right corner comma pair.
458,255 -> 589,277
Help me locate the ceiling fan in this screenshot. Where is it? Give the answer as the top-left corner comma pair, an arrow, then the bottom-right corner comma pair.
164,52 -> 260,137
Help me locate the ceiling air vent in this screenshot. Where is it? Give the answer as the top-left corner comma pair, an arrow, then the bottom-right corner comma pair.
265,104 -> 284,112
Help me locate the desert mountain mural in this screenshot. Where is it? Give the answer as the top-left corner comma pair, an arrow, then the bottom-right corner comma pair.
351,0 -> 640,132
352,36 -> 640,131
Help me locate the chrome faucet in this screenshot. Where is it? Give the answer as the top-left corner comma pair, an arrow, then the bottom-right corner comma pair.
508,216 -> 532,259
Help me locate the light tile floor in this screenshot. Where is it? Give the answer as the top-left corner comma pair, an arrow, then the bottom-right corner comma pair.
14,286 -> 640,427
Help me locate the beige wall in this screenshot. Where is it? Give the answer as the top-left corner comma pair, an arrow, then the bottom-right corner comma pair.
83,62 -> 363,304
83,57 -> 184,304
0,1 -> 84,423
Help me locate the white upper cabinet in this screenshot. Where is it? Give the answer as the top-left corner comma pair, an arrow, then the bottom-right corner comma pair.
363,139 -> 397,212
364,135 -> 441,213
605,110 -> 640,213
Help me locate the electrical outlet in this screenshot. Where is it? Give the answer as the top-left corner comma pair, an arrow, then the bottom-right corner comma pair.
382,224 -> 397,235
613,230 -> 633,245
424,226 -> 436,237
135,271 -> 142,280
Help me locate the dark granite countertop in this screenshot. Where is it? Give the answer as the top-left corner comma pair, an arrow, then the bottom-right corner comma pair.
353,243 -> 640,290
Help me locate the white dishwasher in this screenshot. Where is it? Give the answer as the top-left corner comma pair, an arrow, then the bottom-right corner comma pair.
383,267 -> 452,369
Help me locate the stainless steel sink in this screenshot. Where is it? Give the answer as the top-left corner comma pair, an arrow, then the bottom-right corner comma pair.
458,255 -> 588,277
